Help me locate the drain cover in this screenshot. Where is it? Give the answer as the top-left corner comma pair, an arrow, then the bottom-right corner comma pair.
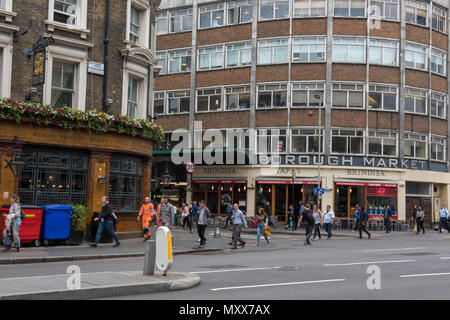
198,265 -> 247,269
272,266 -> 302,272
397,252 -> 437,257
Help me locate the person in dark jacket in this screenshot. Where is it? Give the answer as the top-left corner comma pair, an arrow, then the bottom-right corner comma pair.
265,201 -> 277,229
224,201 -> 233,229
90,195 -> 120,247
358,207 -> 371,239
298,204 -> 314,246
383,203 -> 392,233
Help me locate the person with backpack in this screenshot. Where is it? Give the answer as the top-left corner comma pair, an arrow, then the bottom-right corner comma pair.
383,203 -> 392,233
2,194 -> 22,252
415,206 -> 425,234
298,204 -> 314,246
359,206 -> 371,240
90,195 -> 120,247
439,204 -> 449,233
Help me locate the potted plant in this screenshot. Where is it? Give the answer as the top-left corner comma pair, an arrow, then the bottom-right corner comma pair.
68,205 -> 87,245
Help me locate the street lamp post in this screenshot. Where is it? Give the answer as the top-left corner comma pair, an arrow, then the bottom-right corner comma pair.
315,94 -> 322,209
292,169 -> 296,212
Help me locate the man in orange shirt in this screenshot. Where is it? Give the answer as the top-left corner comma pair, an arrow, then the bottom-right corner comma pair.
137,197 -> 155,241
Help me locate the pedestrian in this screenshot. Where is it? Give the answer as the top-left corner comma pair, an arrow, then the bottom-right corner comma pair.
2,194 -> 22,252
137,197 -> 155,241
312,204 -> 322,240
197,200 -> 211,248
191,200 -> 198,229
224,201 -> 233,229
90,195 -> 120,247
298,204 -> 314,246
415,206 -> 425,234
170,201 -> 177,228
323,205 -> 335,239
359,206 -> 371,239
155,198 -> 164,227
383,203 -> 392,233
411,204 -> 418,232
439,204 -> 449,233
231,203 -> 247,250
353,203 -> 361,232
255,207 -> 270,247
158,197 -> 173,227
265,201 -> 277,229
285,204 -> 295,230
181,204 -> 193,233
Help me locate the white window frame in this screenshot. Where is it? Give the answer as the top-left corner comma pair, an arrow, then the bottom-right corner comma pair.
368,83 -> 398,111
368,38 -> 399,66
368,130 -> 398,157
257,83 -> 288,109
405,0 -> 428,27
170,8 -> 193,33
156,11 -> 169,35
196,87 -> 223,112
125,0 -> 150,48
47,0 -> 88,37
431,48 -> 447,76
432,5 -> 447,33
405,42 -> 428,71
225,85 -> 251,110
293,0 -> 327,18
167,90 -> 191,114
227,0 -> 254,25
290,128 -> 324,153
127,76 -> 139,119
0,32 -> 12,99
156,51 -> 167,75
431,135 -> 446,162
199,3 -> 225,29
334,0 -> 367,17
292,37 -> 326,63
154,91 -> 166,115
369,0 -> 399,21
332,37 -> 366,63
51,60 -> 76,108
332,82 -> 365,109
430,92 -> 446,119
225,41 -> 252,68
121,61 -> 148,119
257,38 -> 289,65
405,87 -> 427,115
331,129 -> 365,155
404,132 -> 427,159
259,0 -> 290,21
257,128 -> 288,154
43,44 -> 87,111
168,48 -> 192,74
198,45 -> 224,71
291,82 -> 325,108
0,0 -> 16,22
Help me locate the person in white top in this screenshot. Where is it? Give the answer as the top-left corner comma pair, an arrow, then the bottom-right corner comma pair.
322,205 -> 335,239
439,204 -> 449,233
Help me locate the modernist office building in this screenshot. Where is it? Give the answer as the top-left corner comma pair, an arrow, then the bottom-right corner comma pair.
153,0 -> 450,227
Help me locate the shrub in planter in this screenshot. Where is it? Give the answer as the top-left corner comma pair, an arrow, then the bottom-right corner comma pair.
69,205 -> 87,245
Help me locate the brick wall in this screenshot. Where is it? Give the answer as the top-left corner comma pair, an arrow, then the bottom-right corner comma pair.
333,18 -> 366,36
331,110 -> 366,127
432,31 -> 448,51
157,32 -> 192,50
368,112 -> 400,130
256,65 -> 289,82
369,21 -> 400,39
196,111 -> 250,129
157,114 -> 190,131
256,109 -> 288,126
291,64 -> 326,81
431,118 -> 448,136
155,73 -> 191,91
292,18 -> 326,35
290,109 -> 325,126
333,64 -> 366,81
369,66 -> 400,84
431,74 -> 448,93
258,20 -> 290,38
198,24 -> 251,46
405,114 -> 429,133
406,24 -> 430,45
405,69 -> 429,89
196,68 -> 251,87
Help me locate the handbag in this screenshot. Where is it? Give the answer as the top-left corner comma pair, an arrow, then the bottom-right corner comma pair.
264,225 -> 271,237
20,208 -> 26,220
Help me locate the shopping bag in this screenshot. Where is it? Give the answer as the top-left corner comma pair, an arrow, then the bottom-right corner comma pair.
264,225 -> 271,237
414,224 -> 417,233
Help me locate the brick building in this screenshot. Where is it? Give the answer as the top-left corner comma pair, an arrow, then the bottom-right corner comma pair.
153,0 -> 450,228
0,0 -> 161,233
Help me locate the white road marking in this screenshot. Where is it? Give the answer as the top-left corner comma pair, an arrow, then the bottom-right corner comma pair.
362,247 -> 427,252
440,257 -> 450,260
211,278 -> 346,291
324,259 -> 416,267
400,272 -> 450,278
191,267 -> 273,274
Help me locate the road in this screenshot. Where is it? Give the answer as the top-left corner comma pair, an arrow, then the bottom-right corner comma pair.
1,230 -> 450,300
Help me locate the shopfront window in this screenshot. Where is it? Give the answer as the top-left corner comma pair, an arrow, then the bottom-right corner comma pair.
193,181 -> 247,215
19,149 -> 88,206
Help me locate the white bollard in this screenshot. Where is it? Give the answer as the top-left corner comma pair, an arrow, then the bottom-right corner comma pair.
155,227 -> 173,276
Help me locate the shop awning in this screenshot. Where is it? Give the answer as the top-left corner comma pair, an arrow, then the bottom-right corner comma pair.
193,178 -> 247,184
335,179 -> 398,187
256,178 -> 319,185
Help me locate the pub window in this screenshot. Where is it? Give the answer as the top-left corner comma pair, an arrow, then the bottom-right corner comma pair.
404,133 -> 427,159
332,37 -> 366,63
257,129 -> 287,154
198,45 -> 224,70
332,129 -> 364,155
127,77 -> 138,119
259,0 -> 290,21
368,131 -> 398,156
406,182 -> 430,196
294,0 -> 327,17
368,84 -> 398,111
225,85 -> 251,110
334,0 -> 366,17
109,156 -> 144,213
292,82 -> 324,108
170,8 -> 193,33
369,39 -> 399,66
199,3 -> 225,29
291,129 -> 323,153
431,136 -> 446,161
156,11 -> 169,35
431,48 -> 446,76
431,92 -> 446,118
405,87 -> 427,115
258,38 -> 289,65
405,42 -> 427,71
370,0 -> 398,21
156,51 -> 167,75
197,87 -> 222,112
257,83 -> 288,109
226,42 -> 252,67
227,0 -> 253,25
154,92 -> 165,115
332,83 -> 365,109
168,90 -> 190,114
51,60 -> 75,108
432,5 -> 447,33
292,37 -> 326,63
169,49 -> 192,73
54,0 -> 79,25
405,0 -> 428,27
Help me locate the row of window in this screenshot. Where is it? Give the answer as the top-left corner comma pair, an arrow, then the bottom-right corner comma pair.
157,0 -> 447,35
156,38 -> 447,76
164,128 -> 446,161
154,83 -> 447,118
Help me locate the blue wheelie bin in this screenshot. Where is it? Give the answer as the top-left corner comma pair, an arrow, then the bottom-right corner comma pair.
41,205 -> 74,246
